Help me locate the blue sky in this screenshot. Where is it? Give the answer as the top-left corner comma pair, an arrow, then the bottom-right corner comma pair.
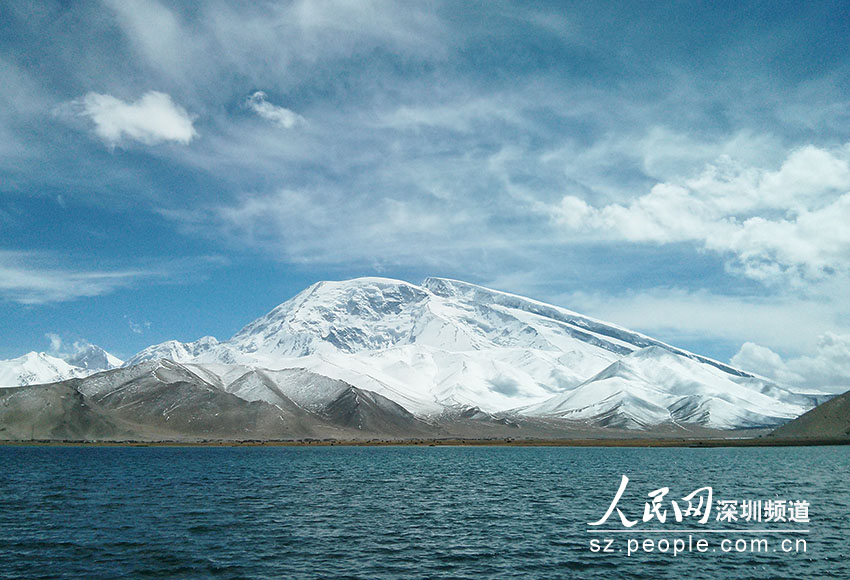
1,1 -> 849,391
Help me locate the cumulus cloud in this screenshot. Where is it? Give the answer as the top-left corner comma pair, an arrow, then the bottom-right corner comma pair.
553,145 -> 850,285
732,334 -> 850,393
729,342 -> 806,385
78,91 -> 196,145
245,91 -> 304,128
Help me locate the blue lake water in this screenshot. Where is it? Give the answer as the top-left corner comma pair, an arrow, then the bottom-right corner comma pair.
0,445 -> 847,579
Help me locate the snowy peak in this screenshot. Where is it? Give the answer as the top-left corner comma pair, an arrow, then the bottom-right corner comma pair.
0,344 -> 124,388
0,352 -> 84,387
228,276 -> 652,358
230,278 -> 435,356
64,344 -> 123,371
124,336 -> 222,367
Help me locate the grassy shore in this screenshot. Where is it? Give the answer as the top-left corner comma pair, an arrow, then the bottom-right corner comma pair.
1,436 -> 848,447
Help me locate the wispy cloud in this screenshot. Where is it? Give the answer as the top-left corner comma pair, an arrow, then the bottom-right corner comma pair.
0,55 -> 47,164
125,317 -> 152,335
163,186 -> 488,267
100,0 -> 448,90
0,252 -> 225,305
0,251 -> 153,304
76,91 -> 196,146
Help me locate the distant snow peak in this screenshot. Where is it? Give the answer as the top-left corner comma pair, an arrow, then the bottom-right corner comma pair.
0,344 -> 124,388
0,351 -> 83,387
64,343 -> 123,371
123,336 -> 221,367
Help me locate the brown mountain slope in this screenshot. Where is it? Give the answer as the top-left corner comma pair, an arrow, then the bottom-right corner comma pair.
771,390 -> 850,439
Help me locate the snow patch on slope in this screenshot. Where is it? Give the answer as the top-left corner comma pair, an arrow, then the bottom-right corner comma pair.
522,346 -> 814,428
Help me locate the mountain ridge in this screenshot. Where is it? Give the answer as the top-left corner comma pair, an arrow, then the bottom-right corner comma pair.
0,277 -> 819,435
0,346 -> 123,388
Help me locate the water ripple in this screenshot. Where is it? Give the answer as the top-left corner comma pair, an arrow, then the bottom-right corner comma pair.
0,445 -> 846,579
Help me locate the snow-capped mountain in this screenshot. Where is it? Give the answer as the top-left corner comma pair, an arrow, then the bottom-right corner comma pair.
123,277 -> 816,429
0,352 -> 87,387
0,346 -> 123,387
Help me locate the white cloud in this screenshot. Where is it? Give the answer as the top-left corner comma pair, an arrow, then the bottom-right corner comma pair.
559,286 -> 846,356
636,128 -> 784,182
732,334 -> 850,393
125,317 -> 152,335
0,252 -> 226,305
0,56 -> 47,162
553,145 -> 850,285
245,92 -> 304,128
103,0 -> 185,77
379,97 -> 523,132
79,91 -> 196,146
102,0 -> 447,91
43,334 -> 98,358
0,251 -> 152,304
729,342 -> 806,385
286,0 -> 447,55
164,186 -> 485,266
45,332 -> 64,354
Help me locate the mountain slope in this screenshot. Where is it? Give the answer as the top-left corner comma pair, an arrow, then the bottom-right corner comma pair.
0,382 -> 121,440
522,346 -> 815,429
0,359 -> 434,441
770,389 -> 850,439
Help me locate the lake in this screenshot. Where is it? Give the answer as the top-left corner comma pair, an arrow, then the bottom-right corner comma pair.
0,445 -> 847,579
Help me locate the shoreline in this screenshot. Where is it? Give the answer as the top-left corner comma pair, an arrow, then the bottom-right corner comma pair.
1,436 -> 848,448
